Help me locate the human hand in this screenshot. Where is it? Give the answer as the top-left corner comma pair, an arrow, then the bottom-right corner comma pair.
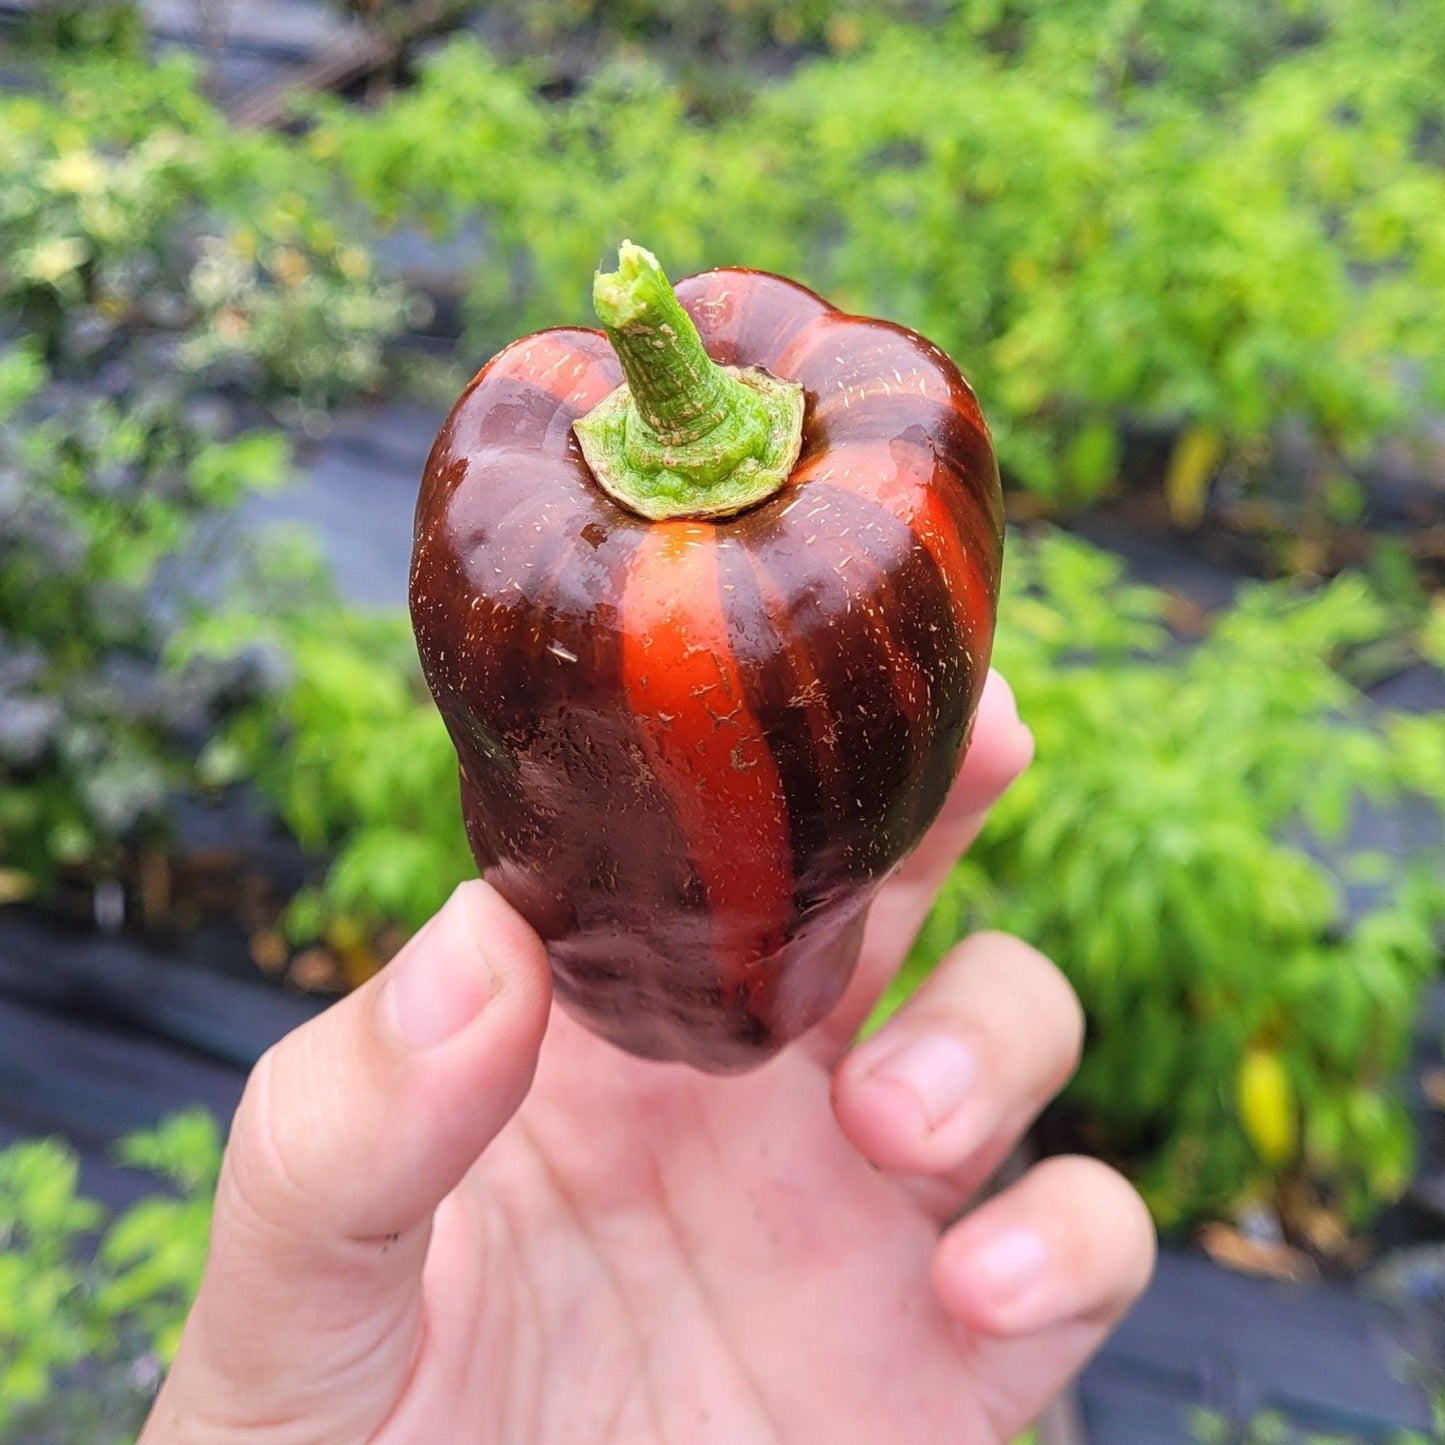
141,670 -> 1154,1444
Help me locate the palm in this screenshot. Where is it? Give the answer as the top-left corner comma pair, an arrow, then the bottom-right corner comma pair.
434,1014 -> 994,1444
385,754 -> 1045,1445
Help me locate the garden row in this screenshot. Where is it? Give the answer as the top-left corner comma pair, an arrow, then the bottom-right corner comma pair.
319,0 -> 1445,531
14,0 -> 1445,520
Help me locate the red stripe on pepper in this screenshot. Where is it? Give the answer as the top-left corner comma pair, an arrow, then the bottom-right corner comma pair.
622,523 -> 794,1019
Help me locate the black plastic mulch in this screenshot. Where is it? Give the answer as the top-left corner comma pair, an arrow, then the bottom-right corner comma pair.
0,907 -> 321,1212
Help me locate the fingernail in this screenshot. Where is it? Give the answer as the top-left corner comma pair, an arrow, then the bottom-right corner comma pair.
384,886 -> 496,1049
967,1227 -> 1048,1308
870,1032 -> 977,1129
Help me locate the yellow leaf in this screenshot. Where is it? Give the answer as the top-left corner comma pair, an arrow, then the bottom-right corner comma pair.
0,868 -> 33,905
19,236 -> 88,285
1422,598 -> 1445,669
43,148 -> 107,196
326,915 -> 379,989
1237,1047 -> 1297,1166
1164,423 -> 1225,529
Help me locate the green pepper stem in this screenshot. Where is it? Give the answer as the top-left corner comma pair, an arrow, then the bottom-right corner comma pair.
573,242 -> 804,522
593,244 -> 739,445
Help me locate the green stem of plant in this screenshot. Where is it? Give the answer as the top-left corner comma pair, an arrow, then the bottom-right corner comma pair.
572,241 -> 804,522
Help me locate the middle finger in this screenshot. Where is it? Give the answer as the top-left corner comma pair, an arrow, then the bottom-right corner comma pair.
807,669 -> 1035,1063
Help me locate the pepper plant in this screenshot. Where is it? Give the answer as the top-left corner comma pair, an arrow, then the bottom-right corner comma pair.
0,1111 -> 220,1443
0,347 -> 290,893
316,0 -> 1445,516
897,532 -> 1445,1234
13,0 -> 146,57
172,535 -> 474,945
0,56 -> 413,414
0,60 -> 415,896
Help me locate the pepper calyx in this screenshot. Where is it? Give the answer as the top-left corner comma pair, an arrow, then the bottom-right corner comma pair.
574,241 -> 804,522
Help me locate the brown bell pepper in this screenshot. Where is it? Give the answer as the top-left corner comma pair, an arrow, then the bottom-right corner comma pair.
411,244 -> 1002,1072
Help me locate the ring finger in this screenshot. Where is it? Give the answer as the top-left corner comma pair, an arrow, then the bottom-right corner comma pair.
830,930 -> 1084,1222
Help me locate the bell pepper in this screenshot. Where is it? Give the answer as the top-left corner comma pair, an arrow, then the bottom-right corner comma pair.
411,243 -> 1003,1072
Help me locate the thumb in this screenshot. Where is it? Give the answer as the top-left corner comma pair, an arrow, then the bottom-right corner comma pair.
144,881 -> 551,1441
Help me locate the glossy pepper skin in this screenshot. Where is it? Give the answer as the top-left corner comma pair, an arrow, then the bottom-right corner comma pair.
410,265 -> 1003,1073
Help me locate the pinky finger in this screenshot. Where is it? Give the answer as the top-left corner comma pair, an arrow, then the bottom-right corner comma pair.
933,1155 -> 1156,1437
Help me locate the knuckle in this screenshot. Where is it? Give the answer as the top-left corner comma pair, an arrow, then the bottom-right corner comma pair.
945,932 -> 1086,1078
226,1043 -> 329,1233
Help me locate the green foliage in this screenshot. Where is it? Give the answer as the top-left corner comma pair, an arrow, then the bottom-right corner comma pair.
308,44 -> 778,339
16,0 -> 146,57
315,1 -> 1445,507
0,347 -> 290,887
1189,1405 -> 1435,1444
1422,601 -> 1445,672
895,533 -> 1445,1230
0,63 -> 413,894
0,1141 -> 104,1421
471,0 -> 896,58
180,224 -> 419,416
0,59 -> 413,414
100,1112 -> 220,1362
175,538 -> 474,938
0,1111 -> 221,1443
